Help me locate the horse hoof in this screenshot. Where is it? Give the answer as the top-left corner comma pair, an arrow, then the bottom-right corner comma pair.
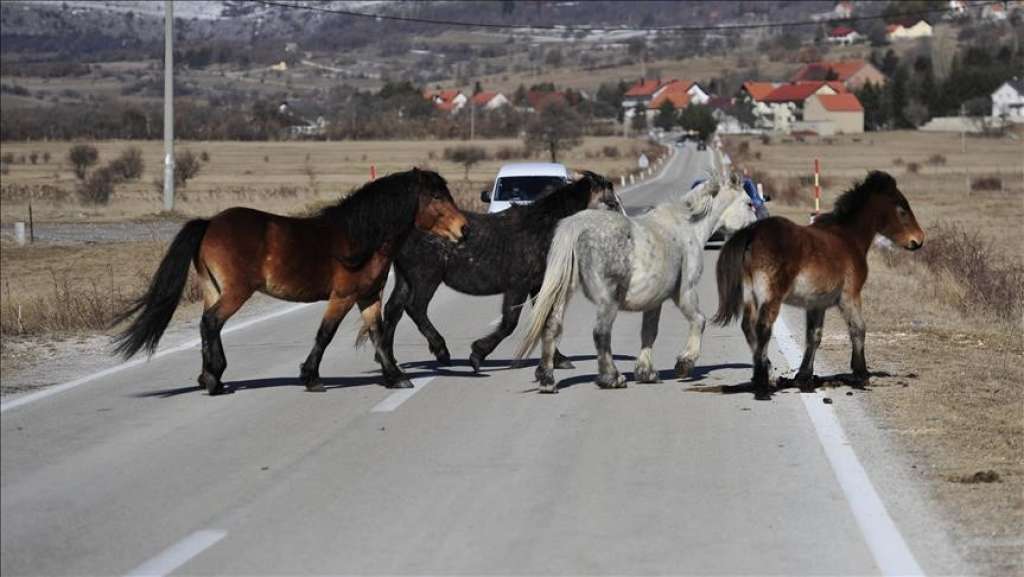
388,379 -> 414,389
436,350 -> 452,366
675,359 -> 695,379
198,373 -> 225,396
795,374 -> 816,393
538,384 -> 559,394
305,382 -> 327,393
554,357 -> 575,370
635,365 -> 660,383
596,373 -> 627,389
469,352 -> 484,373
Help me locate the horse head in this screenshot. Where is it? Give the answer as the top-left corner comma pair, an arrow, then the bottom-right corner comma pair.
411,168 -> 470,243
578,170 -> 623,214
866,171 -> 925,251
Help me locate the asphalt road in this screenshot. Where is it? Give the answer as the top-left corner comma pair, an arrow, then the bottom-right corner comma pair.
2,144 -> 935,576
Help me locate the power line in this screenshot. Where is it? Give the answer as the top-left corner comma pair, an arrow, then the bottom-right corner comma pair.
252,0 -> 998,34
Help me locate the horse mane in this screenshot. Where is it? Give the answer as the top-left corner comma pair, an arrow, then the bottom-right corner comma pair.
681,179 -> 718,222
518,171 -> 609,226
824,170 -> 906,225
317,169 -> 437,269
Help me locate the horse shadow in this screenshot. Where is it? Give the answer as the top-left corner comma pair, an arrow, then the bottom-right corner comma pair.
519,361 -> 749,393
399,354 -> 637,376
132,370 -> 443,398
687,370 -> 893,401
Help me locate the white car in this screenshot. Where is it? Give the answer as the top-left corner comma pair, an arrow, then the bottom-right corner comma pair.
480,162 -> 572,214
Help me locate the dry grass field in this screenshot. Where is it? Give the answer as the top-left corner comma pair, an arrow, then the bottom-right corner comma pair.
723,130 -> 1023,575
0,137 -> 655,223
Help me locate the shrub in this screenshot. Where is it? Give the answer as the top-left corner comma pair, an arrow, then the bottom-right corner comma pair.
906,162 -> 920,174
0,152 -> 13,164
927,153 -> 947,166
443,145 -> 488,179
736,141 -> 750,158
495,145 -> 528,160
913,222 -> 1023,322
42,151 -> 51,163
68,144 -> 99,179
200,149 -> 210,163
759,134 -> 772,145
109,147 -> 145,180
174,149 -> 202,187
77,166 -> 115,204
602,145 -> 621,158
28,151 -> 39,164
893,157 -> 904,166
971,176 -> 1001,191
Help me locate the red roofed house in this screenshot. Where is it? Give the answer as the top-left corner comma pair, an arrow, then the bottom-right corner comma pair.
804,92 -> 864,133
737,81 -> 779,130
791,59 -> 887,91
828,26 -> 862,45
762,81 -> 845,132
622,78 -> 710,127
525,90 -> 567,112
425,89 -> 468,114
470,91 -> 509,110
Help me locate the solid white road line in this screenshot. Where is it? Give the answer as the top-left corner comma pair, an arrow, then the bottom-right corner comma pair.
774,314 -> 925,577
1,303 -> 314,414
125,529 -> 226,577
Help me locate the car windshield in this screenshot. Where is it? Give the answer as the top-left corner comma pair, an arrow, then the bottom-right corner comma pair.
494,176 -> 566,202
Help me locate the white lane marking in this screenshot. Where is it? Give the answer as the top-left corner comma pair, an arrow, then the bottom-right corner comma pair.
1,303 -> 314,414
774,314 -> 925,577
126,529 -> 226,577
619,146 -> 677,194
371,375 -> 435,413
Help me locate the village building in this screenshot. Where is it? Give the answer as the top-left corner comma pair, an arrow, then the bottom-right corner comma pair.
762,81 -> 845,133
828,26 -> 862,45
622,78 -> 710,125
470,91 -> 509,111
803,93 -> 864,134
991,79 -> 1024,121
886,20 -> 933,41
790,59 -> 887,91
736,81 -> 779,130
424,89 -> 468,114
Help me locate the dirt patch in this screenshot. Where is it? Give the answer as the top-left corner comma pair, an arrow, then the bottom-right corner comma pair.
724,131 -> 1024,576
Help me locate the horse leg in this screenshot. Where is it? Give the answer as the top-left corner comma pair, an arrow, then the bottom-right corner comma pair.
593,301 -> 625,389
673,287 -> 706,379
530,287 -> 575,370
379,268 -> 411,367
198,288 -> 251,396
470,289 -> 526,373
838,295 -> 869,384
361,296 -> 414,389
403,276 -> 451,366
752,300 -> 781,395
298,295 -> 356,392
535,291 -> 571,394
634,306 -> 662,383
796,308 -> 826,391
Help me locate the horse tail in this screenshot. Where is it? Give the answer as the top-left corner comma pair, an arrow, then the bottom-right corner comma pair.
111,219 -> 210,358
515,218 -> 583,360
712,223 -> 755,326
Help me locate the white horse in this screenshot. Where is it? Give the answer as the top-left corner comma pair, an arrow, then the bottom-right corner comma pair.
515,149 -> 758,393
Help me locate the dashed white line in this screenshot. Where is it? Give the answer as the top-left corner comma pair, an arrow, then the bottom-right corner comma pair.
370,375 -> 435,412
125,529 -> 226,577
774,313 -> 925,577
1,303 -> 314,414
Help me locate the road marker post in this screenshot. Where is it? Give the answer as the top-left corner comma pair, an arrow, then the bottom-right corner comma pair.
370,164 -> 377,181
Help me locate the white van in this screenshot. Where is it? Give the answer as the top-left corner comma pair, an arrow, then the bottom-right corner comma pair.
480,162 -> 572,214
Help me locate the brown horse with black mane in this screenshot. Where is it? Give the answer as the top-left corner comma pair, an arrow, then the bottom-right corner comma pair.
112,168 -> 468,395
713,170 -> 924,395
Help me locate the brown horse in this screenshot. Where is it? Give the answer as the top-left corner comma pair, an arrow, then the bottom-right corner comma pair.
113,168 -> 469,395
712,171 -> 924,394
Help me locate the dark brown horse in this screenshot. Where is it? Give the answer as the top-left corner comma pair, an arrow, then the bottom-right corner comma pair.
113,168 -> 468,395
713,171 -> 924,395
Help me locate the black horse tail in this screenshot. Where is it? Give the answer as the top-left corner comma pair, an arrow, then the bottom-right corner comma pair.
712,224 -> 756,326
112,219 -> 210,358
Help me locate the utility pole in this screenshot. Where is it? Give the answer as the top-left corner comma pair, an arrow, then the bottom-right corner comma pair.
470,101 -> 475,141
163,0 -> 175,212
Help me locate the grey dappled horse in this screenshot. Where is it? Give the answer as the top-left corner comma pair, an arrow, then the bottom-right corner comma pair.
515,149 -> 758,393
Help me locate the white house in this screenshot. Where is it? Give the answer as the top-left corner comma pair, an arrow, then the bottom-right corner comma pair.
828,26 -> 862,45
470,91 -> 509,111
991,79 -> 1024,120
887,20 -> 933,41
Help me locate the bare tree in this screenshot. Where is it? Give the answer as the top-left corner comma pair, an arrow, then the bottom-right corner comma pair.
524,102 -> 584,163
